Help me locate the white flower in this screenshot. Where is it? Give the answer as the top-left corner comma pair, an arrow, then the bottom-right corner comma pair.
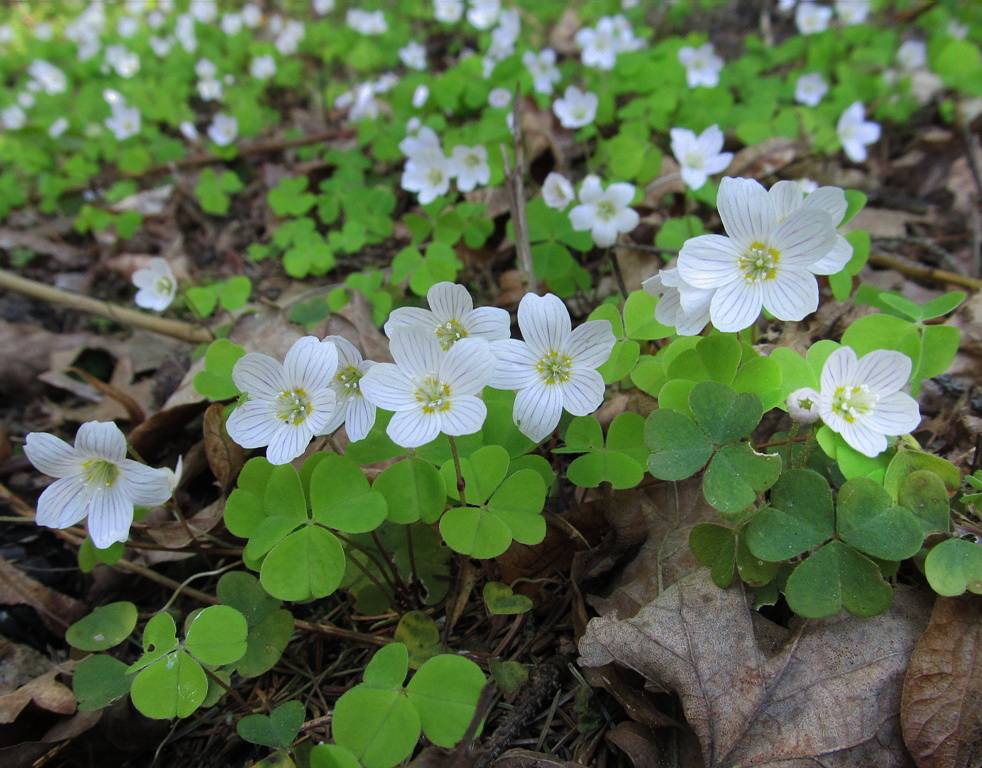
208,114 -> 238,147
400,41 -> 427,70
180,121 -> 199,142
361,328 -> 495,448
490,293 -> 615,442
175,14 -> 197,52
195,59 -> 217,80
105,104 -> 141,140
221,12 -> 244,36
553,85 -> 598,129
569,176 -> 639,248
149,36 -> 174,57
251,55 -> 276,80
797,178 -> 819,194
837,101 -> 880,163
314,0 -> 335,13
401,130 -> 452,203
819,347 -> 920,457
897,40 -> 926,71
191,0 -> 217,23
198,78 -> 223,101
835,0 -> 869,24
105,45 -> 140,78
787,387 -> 821,424
24,421 -> 173,549
449,145 -> 490,192
49,117 -> 69,138
319,336 -> 377,442
488,87 -> 511,108
542,172 -> 575,210
767,179 -> 853,275
2,105 -> 26,131
795,2 -> 833,35
336,83 -> 381,122
227,337 -> 339,465
487,8 -> 520,61
117,16 -> 140,38
347,9 -> 387,35
27,60 -> 68,94
678,43 -> 723,88
434,0 -> 464,23
947,20 -> 968,40
242,4 -> 263,27
384,281 -> 510,351
34,22 -> 53,41
412,85 -> 429,108
523,49 -> 561,94
641,268 -> 713,336
467,0 -> 501,29
794,72 -> 828,107
132,258 -> 177,311
576,20 -> 618,70
275,20 -> 305,55
676,176 -> 837,332
147,11 -> 165,29
670,124 -> 733,190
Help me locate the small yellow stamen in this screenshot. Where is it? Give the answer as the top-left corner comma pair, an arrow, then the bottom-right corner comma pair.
415,376 -> 452,413
831,384 -> 877,424
536,350 -> 572,385
275,388 -> 312,426
435,320 -> 467,349
739,241 -> 780,282
82,458 -> 120,488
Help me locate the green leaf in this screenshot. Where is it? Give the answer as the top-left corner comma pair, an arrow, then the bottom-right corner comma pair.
439,506 -> 513,558
920,291 -> 966,320
194,339 -> 246,400
669,334 -> 742,385
841,189 -> 867,224
311,745 -> 363,768
236,609 -> 294,678
645,408 -> 713,480
703,443 -> 782,519
216,276 -> 252,311
689,380 -> 763,444
486,469 -> 547,545
268,176 -> 316,217
265,464 -> 308,521
73,654 -> 132,711
66,601 -> 137,651
129,612 -> 179,671
736,533 -> 780,587
836,477 -> 924,561
914,324 -> 959,389
395,611 -> 442,669
731,356 -> 783,410
185,605 -> 248,666
689,523 -> 736,588
333,687 -> 420,768
623,290 -> 673,340
655,215 -> 706,251
597,340 -> 639,383
237,701 -> 307,749
186,286 -> 218,318
364,642 -> 409,689
924,539 -> 982,597
746,469 -> 834,561
785,541 -> 893,618
260,526 -> 346,601
217,571 -> 281,626
488,659 -> 528,695
310,454 -> 388,533
130,651 -> 208,719
440,445 -> 509,505
406,654 -> 486,748
897,470 -> 950,534
483,582 -> 533,615
373,458 -> 447,525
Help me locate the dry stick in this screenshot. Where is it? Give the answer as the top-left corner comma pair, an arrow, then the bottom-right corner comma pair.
0,268 -> 213,344
867,251 -> 982,292
501,85 -> 537,293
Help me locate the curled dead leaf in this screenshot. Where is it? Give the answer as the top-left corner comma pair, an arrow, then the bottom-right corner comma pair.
203,403 -> 243,494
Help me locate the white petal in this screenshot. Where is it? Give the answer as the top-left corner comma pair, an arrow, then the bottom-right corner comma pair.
677,235 -> 744,288
681,167 -> 708,190
579,175 -> 603,204
303,386 -> 337,435
561,368 -> 606,416
802,186 -> 847,225
74,421 -> 127,462
607,183 -> 636,208
266,424 -> 312,465
24,433 -> 81,478
592,221 -> 619,247
233,353 -> 287,399
518,293 -> 571,356
710,280 -> 763,332
839,420 -> 888,458
389,326 -> 442,379
696,125 -> 724,154
865,392 -> 921,437
488,339 -> 540,389
770,208 -> 836,267
513,382 -> 564,443
119,461 -> 172,506
670,128 -> 695,157
441,338 -> 494,395
384,307 -> 436,337
761,267 -> 818,321
360,363 -> 418,410
820,346 -> 857,392
561,320 -> 616,369
36,476 -> 91,529
388,408 -> 441,448
854,349 -> 912,394
702,152 -> 732,174
86,485 -> 135,549
441,395 -> 487,436
427,282 -> 473,323
319,400 -> 347,436
323,336 -> 364,368
768,180 -> 804,221
344,396 -> 377,442
226,401 -> 283,449
568,204 -> 596,232
614,207 -> 640,233
809,235 -> 853,275
464,306 -> 510,340
717,177 -> 776,248
284,336 -> 338,391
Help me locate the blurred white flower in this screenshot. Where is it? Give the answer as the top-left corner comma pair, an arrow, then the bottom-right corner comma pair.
314,0 -> 336,14
434,0 -> 464,23
400,41 -> 427,70
251,55 -> 277,80
198,78 -> 223,101
34,22 -> 54,41
553,85 -> 598,129
149,36 -> 174,57
449,145 -> 491,192
835,0 -> 870,24
794,72 -> 828,106
221,12 -> 244,35
105,45 -> 140,78
17,91 -> 34,108
132,257 -> 177,311
175,14 -> 197,52
897,40 -> 926,71
1,105 -> 26,131
542,172 -> 575,210
678,43 -> 723,88
207,114 -> 238,147
837,101 -> 880,163
468,0 -> 501,29
795,2 -> 832,35
48,116 -> 69,138
523,49 -> 561,94
670,124 -> 732,190
569,176 -> 639,247
191,0 -> 217,24
412,84 -> 430,108
117,16 -> 140,38
347,9 -> 388,35
488,87 -> 511,108
242,4 -> 263,28
401,127 -> 451,203
179,121 -> 198,141
275,20 -> 305,55
105,104 -> 141,140
28,60 -> 68,94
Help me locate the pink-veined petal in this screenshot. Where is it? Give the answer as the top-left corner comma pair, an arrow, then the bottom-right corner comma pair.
266,424 -> 313,465
226,401 -> 283,449
839,420 -> 888,458
561,320 -> 616,369
118,461 -> 172,506
760,266 -> 819,321
463,306 -> 510,340
24,432 -> 81,478
427,281 -> 473,323
770,208 -> 836,267
441,395 -> 487,436
343,396 -> 376,442
75,421 -> 127,462
86,484 -> 135,549
513,382 -> 564,443
360,363 -> 417,410
303,386 -> 338,435
284,336 -> 337,391
518,293 -> 571,356
809,234 -> 853,275
710,279 -> 763,332
717,177 -> 776,248
802,186 -> 848,225
677,234 -> 744,288
865,391 -> 921,436
768,180 -> 804,221
233,353 -> 287,399
384,307 -> 436,337
322,336 -> 364,369
389,326 -> 442,380
820,346 -> 858,392
36,476 -> 91,530
488,339 -> 539,389
561,368 -> 606,416
854,349 -> 912,394
388,408 -> 441,448
441,338 -> 494,395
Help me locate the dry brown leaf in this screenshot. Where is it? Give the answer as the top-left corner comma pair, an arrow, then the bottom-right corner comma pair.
0,670 -> 76,724
901,595 -> 982,768
491,749 -> 586,768
0,556 -> 85,634
605,721 -> 690,768
203,403 -> 243,494
579,571 -> 932,767
144,499 -> 224,549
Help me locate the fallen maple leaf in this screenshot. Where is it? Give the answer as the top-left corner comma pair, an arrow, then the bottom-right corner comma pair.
579,571 -> 932,767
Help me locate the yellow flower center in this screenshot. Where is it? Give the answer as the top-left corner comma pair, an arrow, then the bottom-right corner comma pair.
415,377 -> 452,413
831,384 -> 878,424
595,200 -> 617,221
336,365 -> 363,394
83,458 -> 120,488
427,166 -> 445,186
536,350 -> 572,385
435,320 -> 467,350
275,388 -> 312,426
155,276 -> 174,295
684,150 -> 704,169
739,241 -> 780,282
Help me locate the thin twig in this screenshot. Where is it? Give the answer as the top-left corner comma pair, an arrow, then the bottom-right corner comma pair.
501,85 -> 536,293
868,250 -> 982,291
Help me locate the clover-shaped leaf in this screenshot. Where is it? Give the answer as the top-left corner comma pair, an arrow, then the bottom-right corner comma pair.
311,745 -> 363,768
897,470 -> 950,534
66,601 -> 137,652
372,458 -> 446,525
668,333 -> 742,386
785,541 -> 892,618
193,339 -> 246,400
703,443 -> 781,519
483,582 -> 533,615
237,700 -> 306,749
406,654 -> 486,748
310,453 -> 388,533
73,654 -> 132,712
746,469 -> 834,561
924,539 -> 982,597
441,445 -> 509,505
559,413 -> 647,490
260,525 -> 345,602
836,477 -> 923,561
645,408 -> 713,481
689,523 -> 736,588
130,649 -> 208,720
689,380 -> 763,445
395,611 -> 442,669
129,612 -> 179,671
184,605 -> 248,666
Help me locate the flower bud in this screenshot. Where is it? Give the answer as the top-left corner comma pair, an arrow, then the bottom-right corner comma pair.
787,387 -> 821,424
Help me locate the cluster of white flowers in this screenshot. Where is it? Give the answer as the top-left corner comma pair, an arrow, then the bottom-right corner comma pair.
400,127 -> 491,202
347,9 -> 388,36
27,60 -> 68,94
575,15 -> 643,70
670,124 -> 732,190
678,42 -> 724,88
104,44 -> 140,78
483,8 -> 521,77
103,90 -> 141,141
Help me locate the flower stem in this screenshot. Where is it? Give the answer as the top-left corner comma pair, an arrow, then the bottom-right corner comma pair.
448,436 -> 467,506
